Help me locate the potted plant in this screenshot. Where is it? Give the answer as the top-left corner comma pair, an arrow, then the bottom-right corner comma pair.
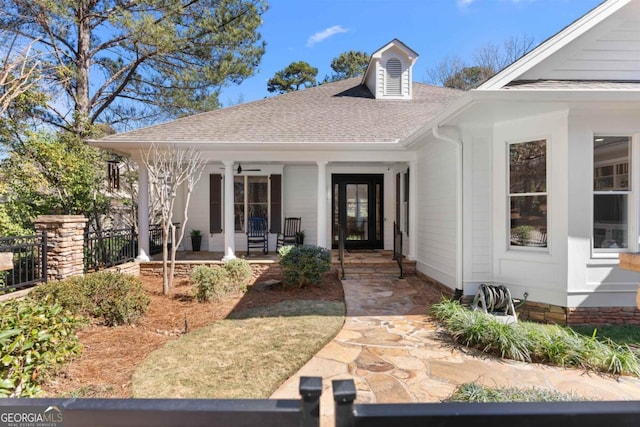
295,230 -> 305,246
190,229 -> 202,252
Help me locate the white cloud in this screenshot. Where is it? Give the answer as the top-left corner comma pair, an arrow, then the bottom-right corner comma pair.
457,0 -> 474,7
306,25 -> 349,47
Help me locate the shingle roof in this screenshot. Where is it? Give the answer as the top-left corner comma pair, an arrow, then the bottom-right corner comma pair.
505,80 -> 640,90
96,77 -> 463,145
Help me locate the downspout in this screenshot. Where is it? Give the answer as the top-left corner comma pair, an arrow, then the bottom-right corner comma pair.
432,126 -> 464,294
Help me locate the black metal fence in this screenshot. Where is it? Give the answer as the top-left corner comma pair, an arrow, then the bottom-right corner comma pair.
0,377 -> 322,427
0,233 -> 47,293
332,379 -> 640,427
148,223 -> 178,256
84,227 -> 137,272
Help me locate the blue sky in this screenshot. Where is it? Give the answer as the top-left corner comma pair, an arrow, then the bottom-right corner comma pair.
220,0 -> 603,106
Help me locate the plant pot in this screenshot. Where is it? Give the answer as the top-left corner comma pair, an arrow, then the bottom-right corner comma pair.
191,235 -> 202,252
296,234 -> 304,246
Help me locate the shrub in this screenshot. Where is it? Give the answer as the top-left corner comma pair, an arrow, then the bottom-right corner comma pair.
223,258 -> 253,292
0,296 -> 83,397
191,264 -> 248,302
32,272 -> 150,326
278,245 -> 331,288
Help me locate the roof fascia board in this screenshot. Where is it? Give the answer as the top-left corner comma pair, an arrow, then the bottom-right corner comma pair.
88,140 -> 415,152
478,0 -> 632,90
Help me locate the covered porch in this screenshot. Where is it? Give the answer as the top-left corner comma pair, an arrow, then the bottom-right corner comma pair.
134,153 -> 419,262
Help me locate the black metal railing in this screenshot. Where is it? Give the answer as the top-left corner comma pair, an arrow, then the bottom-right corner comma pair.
338,224 -> 346,280
84,227 -> 137,272
148,223 -> 179,256
392,221 -> 404,279
332,379 -> 640,427
0,377 -> 322,427
0,233 -> 47,293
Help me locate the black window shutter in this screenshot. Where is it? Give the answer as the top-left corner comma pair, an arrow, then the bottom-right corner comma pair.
210,174 -> 222,233
270,174 -> 282,233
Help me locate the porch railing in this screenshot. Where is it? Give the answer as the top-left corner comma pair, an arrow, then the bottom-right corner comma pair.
84,227 -> 137,272
0,377 -> 322,427
392,221 -> 404,279
0,233 -> 47,293
338,224 -> 346,280
332,379 -> 640,427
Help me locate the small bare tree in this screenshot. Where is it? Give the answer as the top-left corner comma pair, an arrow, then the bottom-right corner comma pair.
426,35 -> 536,90
141,144 -> 206,294
0,34 -> 41,115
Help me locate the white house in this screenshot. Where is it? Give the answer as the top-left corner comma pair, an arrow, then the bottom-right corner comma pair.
91,0 -> 640,324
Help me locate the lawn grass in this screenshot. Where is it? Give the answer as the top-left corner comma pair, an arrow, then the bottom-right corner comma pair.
430,299 -> 640,376
447,383 -> 587,402
132,300 -> 345,398
571,324 -> 640,348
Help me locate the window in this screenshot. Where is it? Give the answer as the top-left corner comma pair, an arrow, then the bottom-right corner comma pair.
508,139 -> 547,248
593,136 -> 631,250
107,160 -> 120,190
385,58 -> 402,96
234,176 -> 269,232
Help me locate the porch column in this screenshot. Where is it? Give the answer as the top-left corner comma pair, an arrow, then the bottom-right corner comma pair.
222,160 -> 236,260
316,161 -> 328,248
408,159 -> 417,260
137,164 -> 150,261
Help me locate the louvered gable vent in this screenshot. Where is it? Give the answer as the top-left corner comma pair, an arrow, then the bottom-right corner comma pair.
385,58 -> 402,96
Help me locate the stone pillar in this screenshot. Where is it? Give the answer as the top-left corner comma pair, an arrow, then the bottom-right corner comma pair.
34,215 -> 88,281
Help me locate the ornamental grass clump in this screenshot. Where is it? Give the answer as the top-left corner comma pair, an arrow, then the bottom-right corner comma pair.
277,245 -> 331,288
447,383 -> 586,403
1,296 -> 83,397
430,298 -> 640,376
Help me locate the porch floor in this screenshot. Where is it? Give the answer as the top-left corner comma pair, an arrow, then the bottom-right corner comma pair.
149,249 -> 408,265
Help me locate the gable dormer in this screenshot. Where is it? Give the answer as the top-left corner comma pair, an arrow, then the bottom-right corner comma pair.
362,39 -> 418,100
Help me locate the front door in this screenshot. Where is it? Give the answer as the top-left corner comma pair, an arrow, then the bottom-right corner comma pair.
332,174 -> 383,249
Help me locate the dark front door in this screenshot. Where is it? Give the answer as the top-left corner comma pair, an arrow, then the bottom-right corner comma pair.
332,174 -> 384,249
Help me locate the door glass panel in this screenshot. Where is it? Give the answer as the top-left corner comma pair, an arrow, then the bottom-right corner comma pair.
346,184 -> 368,241
333,183 -> 339,242
376,183 -> 381,240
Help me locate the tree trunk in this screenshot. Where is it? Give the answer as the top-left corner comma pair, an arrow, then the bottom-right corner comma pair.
168,222 -> 176,290
75,1 -> 92,136
162,224 -> 169,295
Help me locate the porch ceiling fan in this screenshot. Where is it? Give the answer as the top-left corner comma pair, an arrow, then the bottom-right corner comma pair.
220,163 -> 262,174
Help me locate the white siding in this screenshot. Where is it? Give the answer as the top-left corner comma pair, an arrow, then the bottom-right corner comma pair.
283,165 -> 318,246
462,130 -> 493,291
521,2 -> 640,81
415,139 -> 458,288
567,110 -> 640,307
491,111 -> 570,306
184,163 -> 219,251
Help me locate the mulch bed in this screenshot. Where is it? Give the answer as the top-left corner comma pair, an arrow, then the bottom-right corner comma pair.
41,272 -> 344,398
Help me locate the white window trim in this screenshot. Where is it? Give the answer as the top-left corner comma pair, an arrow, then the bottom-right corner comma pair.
507,138 -> 549,252
234,175 -> 271,233
591,133 -> 639,258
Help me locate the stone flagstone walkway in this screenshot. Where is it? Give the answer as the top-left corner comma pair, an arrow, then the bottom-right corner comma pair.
270,273 -> 640,426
